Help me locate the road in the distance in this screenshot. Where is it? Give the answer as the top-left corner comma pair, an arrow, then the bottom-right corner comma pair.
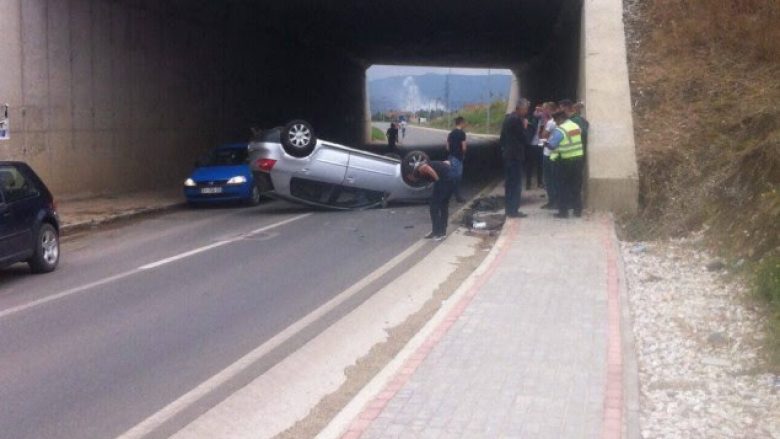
0,137 -> 499,439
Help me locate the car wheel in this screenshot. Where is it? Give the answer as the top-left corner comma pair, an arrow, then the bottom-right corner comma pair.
401,150 -> 430,187
28,223 -> 59,273
246,185 -> 262,206
280,119 -> 317,157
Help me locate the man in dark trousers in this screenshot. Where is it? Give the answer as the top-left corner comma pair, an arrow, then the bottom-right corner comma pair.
499,99 -> 535,218
386,123 -> 399,154
447,116 -> 467,203
409,159 -> 454,241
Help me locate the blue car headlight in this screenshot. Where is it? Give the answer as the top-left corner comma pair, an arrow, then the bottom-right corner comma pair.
184,178 -> 197,187
227,176 -> 248,185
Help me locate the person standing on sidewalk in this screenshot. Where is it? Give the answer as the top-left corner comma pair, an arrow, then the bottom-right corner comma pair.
540,102 -> 560,210
386,123 -> 399,154
409,160 -> 454,241
546,110 -> 585,218
572,101 -> 590,156
447,116 -> 467,203
500,99 -> 534,218
525,105 -> 544,190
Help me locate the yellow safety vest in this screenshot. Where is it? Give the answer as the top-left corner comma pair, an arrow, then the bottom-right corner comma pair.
550,120 -> 584,161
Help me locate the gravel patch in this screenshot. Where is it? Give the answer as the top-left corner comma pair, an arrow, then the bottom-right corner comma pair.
622,238 -> 780,438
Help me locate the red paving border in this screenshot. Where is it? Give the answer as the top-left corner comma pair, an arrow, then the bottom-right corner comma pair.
340,220 -> 520,439
601,217 -> 624,439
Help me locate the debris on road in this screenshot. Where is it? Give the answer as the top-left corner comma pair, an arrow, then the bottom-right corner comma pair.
460,195 -> 505,235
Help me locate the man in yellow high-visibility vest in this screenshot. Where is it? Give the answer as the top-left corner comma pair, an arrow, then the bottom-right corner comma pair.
546,111 -> 585,218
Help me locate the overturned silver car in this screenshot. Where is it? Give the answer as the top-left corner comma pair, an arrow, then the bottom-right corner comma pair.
248,120 -> 431,209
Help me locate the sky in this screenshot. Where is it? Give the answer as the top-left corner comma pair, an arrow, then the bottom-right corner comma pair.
366,65 -> 513,81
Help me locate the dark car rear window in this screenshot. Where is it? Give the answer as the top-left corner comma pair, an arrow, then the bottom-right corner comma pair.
202,148 -> 248,166
0,165 -> 40,202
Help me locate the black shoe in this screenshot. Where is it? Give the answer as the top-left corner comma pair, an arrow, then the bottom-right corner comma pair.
424,232 -> 436,239
540,203 -> 555,210
553,212 -> 569,219
507,212 -> 528,218
573,210 -> 583,218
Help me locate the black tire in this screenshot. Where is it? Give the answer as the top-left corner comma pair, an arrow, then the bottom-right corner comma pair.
246,185 -> 262,206
28,222 -> 59,274
401,150 -> 430,187
280,119 -> 317,157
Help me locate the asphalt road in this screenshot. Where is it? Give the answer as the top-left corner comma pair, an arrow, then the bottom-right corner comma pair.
0,134 -> 499,439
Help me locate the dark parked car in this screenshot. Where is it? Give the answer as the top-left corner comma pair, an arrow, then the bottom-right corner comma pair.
0,162 -> 60,273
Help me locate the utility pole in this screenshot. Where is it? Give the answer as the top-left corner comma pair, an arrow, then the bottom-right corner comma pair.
486,68 -> 491,133
445,68 -> 451,127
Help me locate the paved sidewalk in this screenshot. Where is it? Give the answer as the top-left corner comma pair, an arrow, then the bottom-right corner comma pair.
58,189 -> 183,233
332,192 -> 638,439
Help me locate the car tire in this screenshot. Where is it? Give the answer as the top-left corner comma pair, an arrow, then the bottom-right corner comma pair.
280,119 -> 317,157
246,185 -> 262,206
401,150 -> 431,187
28,222 -> 59,274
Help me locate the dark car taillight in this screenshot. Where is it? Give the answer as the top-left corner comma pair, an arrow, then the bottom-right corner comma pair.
256,159 -> 277,173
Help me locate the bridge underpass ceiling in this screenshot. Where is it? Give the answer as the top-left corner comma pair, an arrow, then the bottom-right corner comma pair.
153,0 -> 582,142
164,0 -> 578,69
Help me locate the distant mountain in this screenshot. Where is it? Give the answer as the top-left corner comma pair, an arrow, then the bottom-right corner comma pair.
368,73 -> 512,113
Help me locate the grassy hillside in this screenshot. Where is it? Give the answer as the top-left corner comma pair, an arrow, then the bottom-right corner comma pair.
428,100 -> 507,135
624,0 -> 780,367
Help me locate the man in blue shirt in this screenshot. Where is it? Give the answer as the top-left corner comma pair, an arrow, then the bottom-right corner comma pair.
447,117 -> 467,203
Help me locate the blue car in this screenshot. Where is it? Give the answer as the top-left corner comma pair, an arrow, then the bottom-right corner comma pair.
183,143 -> 261,206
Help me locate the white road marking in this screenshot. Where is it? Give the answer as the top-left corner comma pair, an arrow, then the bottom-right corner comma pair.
138,214 -> 311,270
0,214 -> 311,320
0,271 -> 138,319
115,238 -> 428,439
138,241 -> 232,270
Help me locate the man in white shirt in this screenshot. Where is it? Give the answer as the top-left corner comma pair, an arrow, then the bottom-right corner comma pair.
540,102 -> 559,209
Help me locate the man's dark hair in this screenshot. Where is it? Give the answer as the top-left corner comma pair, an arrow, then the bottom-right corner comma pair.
454,116 -> 465,126
552,110 -> 567,120
558,99 -> 574,108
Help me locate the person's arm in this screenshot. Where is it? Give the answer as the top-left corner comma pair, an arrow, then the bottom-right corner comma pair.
418,164 -> 439,181
546,130 -> 564,150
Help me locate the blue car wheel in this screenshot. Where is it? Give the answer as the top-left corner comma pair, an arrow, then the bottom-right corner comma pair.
246,185 -> 261,206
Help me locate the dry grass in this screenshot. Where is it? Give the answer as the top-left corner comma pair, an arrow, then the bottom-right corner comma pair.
624,0 -> 780,367
625,0 -> 780,258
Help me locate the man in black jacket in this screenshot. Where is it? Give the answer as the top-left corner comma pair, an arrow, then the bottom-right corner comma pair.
499,99 -> 534,218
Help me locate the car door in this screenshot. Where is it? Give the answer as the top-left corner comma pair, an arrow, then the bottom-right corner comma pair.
0,188 -> 14,262
344,151 -> 399,193
0,165 -> 40,260
295,142 -> 349,185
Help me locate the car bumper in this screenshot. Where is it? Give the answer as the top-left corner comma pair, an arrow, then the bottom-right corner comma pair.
184,184 -> 252,202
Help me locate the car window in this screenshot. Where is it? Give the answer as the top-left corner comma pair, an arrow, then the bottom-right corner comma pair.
202,149 -> 248,166
0,165 -> 40,202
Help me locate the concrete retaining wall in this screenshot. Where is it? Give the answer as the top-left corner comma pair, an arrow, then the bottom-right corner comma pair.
580,0 -> 639,213
0,0 -> 227,196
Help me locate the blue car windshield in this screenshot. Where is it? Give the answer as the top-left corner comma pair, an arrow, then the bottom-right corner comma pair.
203,149 -> 248,166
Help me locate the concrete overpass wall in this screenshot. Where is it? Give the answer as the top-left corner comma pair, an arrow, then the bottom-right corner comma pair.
0,0 -> 229,196
580,0 -> 639,213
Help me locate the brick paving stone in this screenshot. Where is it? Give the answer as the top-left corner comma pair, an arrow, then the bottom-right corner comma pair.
360,207 -> 619,439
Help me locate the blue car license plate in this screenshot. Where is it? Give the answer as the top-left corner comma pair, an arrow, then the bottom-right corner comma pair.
200,187 -> 222,194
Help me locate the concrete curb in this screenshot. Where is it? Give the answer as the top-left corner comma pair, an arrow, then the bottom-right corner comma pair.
317,207 -> 517,439
608,214 -> 643,439
60,202 -> 184,236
